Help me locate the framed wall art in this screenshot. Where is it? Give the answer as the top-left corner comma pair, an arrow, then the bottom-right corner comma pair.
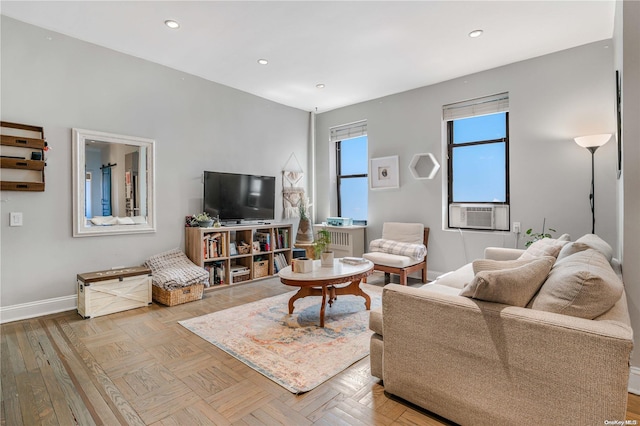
370,155 -> 399,189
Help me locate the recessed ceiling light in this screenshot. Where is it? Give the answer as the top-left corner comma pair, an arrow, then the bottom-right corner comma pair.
316,84 -> 325,89
468,29 -> 484,38
164,20 -> 180,29
257,59 -> 268,65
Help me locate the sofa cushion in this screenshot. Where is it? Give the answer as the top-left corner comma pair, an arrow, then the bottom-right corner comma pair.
460,256 -> 555,307
529,249 -> 623,319
362,251 -> 421,268
519,238 -> 567,260
556,242 -> 591,261
433,263 -> 474,289
575,234 -> 614,263
420,283 -> 462,296
369,307 -> 383,335
472,258 -> 542,274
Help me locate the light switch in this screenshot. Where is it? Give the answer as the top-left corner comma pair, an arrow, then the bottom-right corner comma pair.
10,212 -> 23,227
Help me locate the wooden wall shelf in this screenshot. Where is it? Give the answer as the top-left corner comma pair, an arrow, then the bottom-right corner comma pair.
0,121 -> 46,192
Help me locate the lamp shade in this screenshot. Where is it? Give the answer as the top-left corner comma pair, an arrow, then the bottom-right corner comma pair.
574,134 -> 611,149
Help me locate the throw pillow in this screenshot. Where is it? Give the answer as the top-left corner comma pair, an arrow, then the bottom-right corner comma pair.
472,258 -> 539,275
529,249 -> 623,319
519,238 -> 567,260
575,234 -> 614,263
460,256 -> 555,307
556,242 -> 591,262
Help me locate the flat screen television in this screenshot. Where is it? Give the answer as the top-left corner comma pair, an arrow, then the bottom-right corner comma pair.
203,171 -> 276,223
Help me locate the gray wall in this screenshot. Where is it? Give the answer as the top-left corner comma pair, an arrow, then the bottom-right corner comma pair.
315,40 -> 618,277
616,1 -> 640,374
0,17 -> 309,309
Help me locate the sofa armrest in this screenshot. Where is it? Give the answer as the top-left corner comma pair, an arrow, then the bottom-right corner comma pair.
381,284 -> 632,425
484,246 -> 524,260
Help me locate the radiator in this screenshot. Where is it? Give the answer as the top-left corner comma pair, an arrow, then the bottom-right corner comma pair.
313,225 -> 366,258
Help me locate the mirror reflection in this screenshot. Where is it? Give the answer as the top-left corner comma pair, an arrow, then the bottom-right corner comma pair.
73,128 -> 155,237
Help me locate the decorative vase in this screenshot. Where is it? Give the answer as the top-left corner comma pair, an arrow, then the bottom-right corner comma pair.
198,220 -> 214,228
320,251 -> 334,267
293,257 -> 314,273
296,217 -> 314,244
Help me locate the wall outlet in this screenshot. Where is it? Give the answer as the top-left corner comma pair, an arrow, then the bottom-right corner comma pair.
10,212 -> 23,227
512,222 -> 521,233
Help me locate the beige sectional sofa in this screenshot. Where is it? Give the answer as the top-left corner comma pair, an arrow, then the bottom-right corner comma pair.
369,234 -> 633,425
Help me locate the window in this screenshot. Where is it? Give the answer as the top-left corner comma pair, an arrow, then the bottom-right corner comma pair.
444,93 -> 509,230
331,120 -> 368,223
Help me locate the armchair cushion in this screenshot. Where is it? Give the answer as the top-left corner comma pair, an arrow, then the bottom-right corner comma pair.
381,222 -> 424,244
363,251 -> 421,268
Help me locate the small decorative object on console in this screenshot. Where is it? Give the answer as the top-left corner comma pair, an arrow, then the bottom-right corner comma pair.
193,212 -> 214,228
326,217 -> 353,226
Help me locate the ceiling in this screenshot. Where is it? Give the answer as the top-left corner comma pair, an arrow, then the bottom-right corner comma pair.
1,1 -> 616,113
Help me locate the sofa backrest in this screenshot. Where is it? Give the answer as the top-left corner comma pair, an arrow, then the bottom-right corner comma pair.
382,222 -> 424,244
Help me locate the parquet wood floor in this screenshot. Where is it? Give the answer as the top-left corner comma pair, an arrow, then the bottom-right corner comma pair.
2,273 -> 639,425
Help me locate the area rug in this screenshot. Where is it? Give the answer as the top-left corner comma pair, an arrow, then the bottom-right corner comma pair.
179,283 -> 382,393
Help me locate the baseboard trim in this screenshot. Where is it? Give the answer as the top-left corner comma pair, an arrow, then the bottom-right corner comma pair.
0,295 -> 77,324
629,367 -> 640,395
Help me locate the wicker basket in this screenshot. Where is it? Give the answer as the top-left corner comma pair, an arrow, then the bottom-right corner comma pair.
231,270 -> 250,284
152,283 -> 204,306
253,260 -> 269,278
238,243 -> 251,254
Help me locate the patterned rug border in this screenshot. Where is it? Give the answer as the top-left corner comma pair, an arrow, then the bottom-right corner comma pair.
179,284 -> 382,393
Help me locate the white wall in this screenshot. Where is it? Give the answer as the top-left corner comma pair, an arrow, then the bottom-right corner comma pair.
315,40 -> 617,277
616,1 -> 640,376
0,17 -> 309,315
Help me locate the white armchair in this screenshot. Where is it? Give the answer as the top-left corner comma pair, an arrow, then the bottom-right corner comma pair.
363,222 -> 429,285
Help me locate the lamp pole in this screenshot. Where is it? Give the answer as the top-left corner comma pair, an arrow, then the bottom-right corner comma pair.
587,146 -> 597,234
574,134 -> 610,236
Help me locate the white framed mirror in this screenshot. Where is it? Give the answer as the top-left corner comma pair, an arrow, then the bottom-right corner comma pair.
72,128 -> 156,237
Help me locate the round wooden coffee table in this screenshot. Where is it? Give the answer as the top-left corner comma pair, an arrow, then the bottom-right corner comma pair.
278,259 -> 374,327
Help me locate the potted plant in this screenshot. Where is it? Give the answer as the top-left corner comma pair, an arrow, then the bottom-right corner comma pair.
295,198 -> 314,244
525,218 -> 556,247
314,227 -> 334,267
193,212 -> 213,228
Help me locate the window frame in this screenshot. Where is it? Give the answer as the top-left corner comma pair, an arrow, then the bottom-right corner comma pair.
335,138 -> 368,222
446,111 -> 510,206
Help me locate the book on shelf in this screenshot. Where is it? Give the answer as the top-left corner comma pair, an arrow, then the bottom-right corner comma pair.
273,252 -> 289,272
203,232 -> 224,259
205,262 -> 226,285
256,231 -> 271,251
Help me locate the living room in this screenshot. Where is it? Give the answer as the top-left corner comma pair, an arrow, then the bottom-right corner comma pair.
1,1 -> 639,424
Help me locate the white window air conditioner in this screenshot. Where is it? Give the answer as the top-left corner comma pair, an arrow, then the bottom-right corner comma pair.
449,204 -> 509,231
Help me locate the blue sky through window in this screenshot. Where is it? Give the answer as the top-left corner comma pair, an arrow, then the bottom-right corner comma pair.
451,112 -> 507,202
453,112 -> 506,143
339,135 -> 368,221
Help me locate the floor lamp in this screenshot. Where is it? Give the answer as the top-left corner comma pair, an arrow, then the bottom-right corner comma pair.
574,134 -> 611,234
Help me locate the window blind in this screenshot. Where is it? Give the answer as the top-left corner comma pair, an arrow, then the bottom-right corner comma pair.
442,92 -> 509,121
330,120 -> 367,142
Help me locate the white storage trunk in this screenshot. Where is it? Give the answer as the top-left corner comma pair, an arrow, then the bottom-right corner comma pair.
77,266 -> 152,318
